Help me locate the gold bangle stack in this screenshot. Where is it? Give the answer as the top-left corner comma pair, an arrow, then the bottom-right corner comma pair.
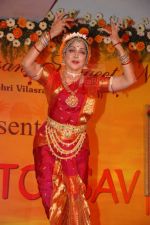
39,31 -> 51,48
33,31 -> 51,54
119,53 -> 131,65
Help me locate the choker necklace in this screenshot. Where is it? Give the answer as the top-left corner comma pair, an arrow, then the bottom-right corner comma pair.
61,72 -> 83,108
66,71 -> 81,78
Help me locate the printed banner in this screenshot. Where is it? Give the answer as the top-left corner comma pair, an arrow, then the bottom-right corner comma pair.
0,50 -> 150,225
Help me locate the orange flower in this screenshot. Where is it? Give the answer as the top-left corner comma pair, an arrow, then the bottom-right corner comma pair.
79,27 -> 89,36
97,19 -> 106,27
121,33 -> 130,43
136,41 -> 145,51
0,21 -> 7,28
104,24 -> 112,33
17,17 -> 27,28
106,44 -> 115,53
127,19 -> 135,26
94,35 -> 103,43
87,37 -> 93,45
128,42 -> 136,51
48,41 -> 56,52
30,33 -> 39,42
13,27 -> 23,39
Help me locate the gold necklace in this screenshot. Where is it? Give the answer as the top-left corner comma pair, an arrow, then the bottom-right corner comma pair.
61,72 -> 83,108
66,71 -> 82,78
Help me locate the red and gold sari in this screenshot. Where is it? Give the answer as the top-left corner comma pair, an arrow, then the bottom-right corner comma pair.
33,66 -> 110,224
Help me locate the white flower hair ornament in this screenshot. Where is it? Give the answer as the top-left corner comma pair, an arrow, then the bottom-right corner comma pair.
63,32 -> 87,42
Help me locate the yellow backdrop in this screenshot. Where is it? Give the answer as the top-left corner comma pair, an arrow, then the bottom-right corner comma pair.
0,51 -> 150,225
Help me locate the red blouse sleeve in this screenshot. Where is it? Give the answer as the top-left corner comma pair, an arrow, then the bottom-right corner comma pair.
38,63 -> 55,87
84,74 -> 112,96
98,75 -> 111,93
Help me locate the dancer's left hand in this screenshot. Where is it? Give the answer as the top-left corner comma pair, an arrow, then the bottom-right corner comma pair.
103,18 -> 122,46
109,18 -> 122,46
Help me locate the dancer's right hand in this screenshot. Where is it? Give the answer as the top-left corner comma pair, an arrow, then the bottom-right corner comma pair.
50,12 -> 74,39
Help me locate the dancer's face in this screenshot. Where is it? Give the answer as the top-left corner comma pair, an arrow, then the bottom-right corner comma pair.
63,39 -> 87,73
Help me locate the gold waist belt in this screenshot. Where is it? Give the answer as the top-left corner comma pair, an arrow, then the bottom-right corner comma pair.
46,117 -> 87,160
47,117 -> 87,138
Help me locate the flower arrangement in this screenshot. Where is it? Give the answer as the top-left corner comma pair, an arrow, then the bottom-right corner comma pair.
0,8 -> 150,61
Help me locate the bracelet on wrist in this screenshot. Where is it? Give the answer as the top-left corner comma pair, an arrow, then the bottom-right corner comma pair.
33,44 -> 41,53
39,31 -> 50,48
113,41 -> 122,47
121,61 -> 131,66
118,53 -> 131,65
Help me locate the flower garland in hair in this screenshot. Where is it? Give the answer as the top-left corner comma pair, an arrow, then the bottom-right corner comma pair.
0,8 -> 150,61
63,32 -> 87,42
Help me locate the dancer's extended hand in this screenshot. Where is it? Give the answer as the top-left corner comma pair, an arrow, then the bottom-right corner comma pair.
50,12 -> 74,39
109,18 -> 122,46
102,18 -> 122,46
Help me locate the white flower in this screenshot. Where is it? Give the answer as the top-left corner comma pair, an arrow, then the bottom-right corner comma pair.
13,39 -> 20,47
84,13 -> 92,22
142,17 -> 149,26
24,38 -> 31,46
77,18 -> 86,24
39,21 -> 47,30
147,31 -> 150,39
0,31 -> 4,38
136,24 -> 145,33
6,33 -> 14,41
95,12 -> 103,20
56,8 -> 65,14
26,21 -> 35,30
68,9 -> 77,17
103,37 -> 111,44
47,11 -> 54,21
89,19 -> 97,27
6,18 -> 15,27
137,31 -> 145,36
146,45 -> 150,53
36,30 -> 42,36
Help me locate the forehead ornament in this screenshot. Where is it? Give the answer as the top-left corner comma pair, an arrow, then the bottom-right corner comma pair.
63,32 -> 87,42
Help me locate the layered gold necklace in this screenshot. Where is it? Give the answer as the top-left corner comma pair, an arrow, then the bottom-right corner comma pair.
61,71 -> 84,108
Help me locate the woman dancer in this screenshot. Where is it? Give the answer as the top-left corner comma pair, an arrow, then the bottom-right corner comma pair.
22,12 -> 136,225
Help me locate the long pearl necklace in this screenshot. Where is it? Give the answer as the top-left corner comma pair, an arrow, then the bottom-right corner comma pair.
61,71 -> 83,108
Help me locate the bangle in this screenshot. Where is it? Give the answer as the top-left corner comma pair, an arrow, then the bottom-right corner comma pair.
122,61 -> 131,65
119,53 -> 130,65
33,44 -> 41,53
39,31 -> 50,48
113,41 -> 122,47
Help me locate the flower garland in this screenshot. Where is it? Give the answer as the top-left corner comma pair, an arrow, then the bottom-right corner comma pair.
0,8 -> 150,61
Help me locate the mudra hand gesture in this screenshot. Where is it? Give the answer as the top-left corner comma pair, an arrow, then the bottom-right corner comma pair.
104,18 -> 122,47
50,12 -> 74,39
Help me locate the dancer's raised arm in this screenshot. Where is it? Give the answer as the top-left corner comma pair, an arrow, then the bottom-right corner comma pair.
22,13 -> 74,80
107,19 -> 137,92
